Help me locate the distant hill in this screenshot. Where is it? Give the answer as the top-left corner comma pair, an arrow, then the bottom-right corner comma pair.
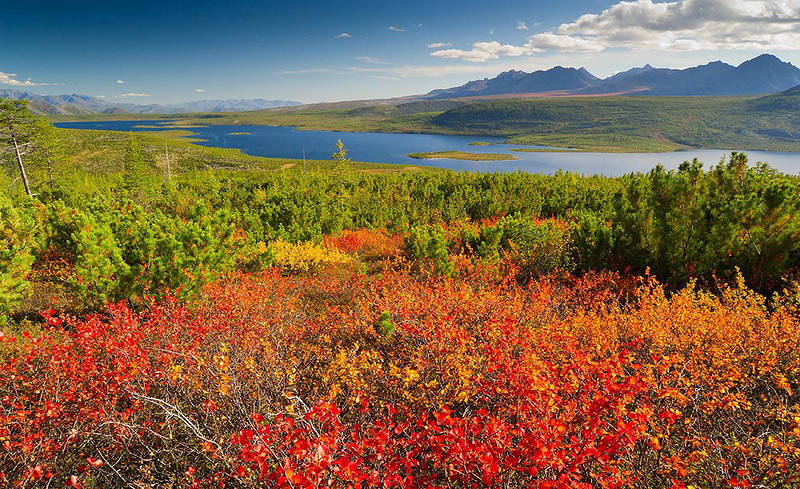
0,90 -> 110,115
698,54 -> 800,96
747,84 -> 800,112
426,66 -> 599,99
604,64 -> 655,82
114,99 -> 304,114
0,89 -> 301,115
579,61 -> 737,96
424,54 -> 800,100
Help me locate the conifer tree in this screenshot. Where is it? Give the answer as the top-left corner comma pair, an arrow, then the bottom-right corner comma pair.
0,100 -> 37,197
32,117 -> 64,198
122,133 -> 150,201
332,139 -> 349,163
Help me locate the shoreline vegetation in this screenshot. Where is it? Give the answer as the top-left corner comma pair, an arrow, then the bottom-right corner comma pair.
407,150 -> 516,161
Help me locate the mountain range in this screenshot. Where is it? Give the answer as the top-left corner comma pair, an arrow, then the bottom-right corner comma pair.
3,54 -> 799,115
425,54 -> 800,100
0,90 -> 301,115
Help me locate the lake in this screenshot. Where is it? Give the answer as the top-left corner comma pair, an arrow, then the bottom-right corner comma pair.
54,120 -> 800,176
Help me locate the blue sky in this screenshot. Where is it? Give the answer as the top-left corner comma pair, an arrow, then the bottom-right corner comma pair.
2,0 -> 800,104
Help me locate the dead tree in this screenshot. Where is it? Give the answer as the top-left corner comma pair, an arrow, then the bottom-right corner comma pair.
0,100 -> 37,197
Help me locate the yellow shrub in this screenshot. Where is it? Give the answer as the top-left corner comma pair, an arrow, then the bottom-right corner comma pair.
268,239 -> 354,273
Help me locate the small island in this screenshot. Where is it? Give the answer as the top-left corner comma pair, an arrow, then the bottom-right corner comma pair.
468,141 -> 495,146
407,151 -> 515,161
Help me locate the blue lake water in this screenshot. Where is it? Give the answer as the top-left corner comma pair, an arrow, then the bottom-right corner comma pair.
54,120 -> 800,176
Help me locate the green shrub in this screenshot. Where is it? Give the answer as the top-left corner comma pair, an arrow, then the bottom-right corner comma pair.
0,198 -> 38,321
405,226 -> 454,277
497,215 -> 574,279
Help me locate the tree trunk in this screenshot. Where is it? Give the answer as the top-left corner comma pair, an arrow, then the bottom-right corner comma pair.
9,124 -> 32,197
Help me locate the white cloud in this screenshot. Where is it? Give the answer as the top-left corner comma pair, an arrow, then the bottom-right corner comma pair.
276,68 -> 336,75
388,26 -> 405,32
116,79 -> 126,84
527,33 -> 604,53
431,0 -> 800,62
431,41 -> 530,62
335,32 -> 351,39
0,71 -> 59,87
356,56 -> 391,65
540,0 -> 800,52
426,42 -> 452,49
352,63 -> 515,78
115,92 -> 151,98
196,89 -> 206,93
517,21 -> 528,31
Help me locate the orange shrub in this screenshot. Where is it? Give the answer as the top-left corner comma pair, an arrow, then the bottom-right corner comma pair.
0,269 -> 798,488
323,229 -> 403,261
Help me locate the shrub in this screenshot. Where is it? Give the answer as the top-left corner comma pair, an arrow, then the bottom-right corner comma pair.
0,199 -> 38,321
404,226 -> 453,277
269,239 -> 354,273
2,270 -> 797,488
497,215 -> 574,279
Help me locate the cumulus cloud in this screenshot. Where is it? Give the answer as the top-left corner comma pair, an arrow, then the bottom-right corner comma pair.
0,71 -> 59,87
426,42 -> 452,49
517,21 -> 528,30
388,26 -> 405,32
335,32 -> 351,39
543,0 -> 800,52
526,33 -> 604,53
116,79 -> 126,84
115,92 -> 150,98
430,0 -> 800,62
431,41 -> 531,62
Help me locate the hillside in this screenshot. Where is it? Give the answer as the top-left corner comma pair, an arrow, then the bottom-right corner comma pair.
699,54 -> 800,95
0,90 -> 112,115
428,93 -> 800,151
426,66 -> 599,99
425,54 -> 800,99
579,61 -> 736,96
0,89 -> 301,115
746,84 -> 800,112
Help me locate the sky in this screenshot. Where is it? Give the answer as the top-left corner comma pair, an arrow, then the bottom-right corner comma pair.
2,0 -> 800,104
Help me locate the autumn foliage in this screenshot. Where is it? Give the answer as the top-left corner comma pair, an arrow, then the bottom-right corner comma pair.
1,241 -> 799,488
3,109 -> 800,487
